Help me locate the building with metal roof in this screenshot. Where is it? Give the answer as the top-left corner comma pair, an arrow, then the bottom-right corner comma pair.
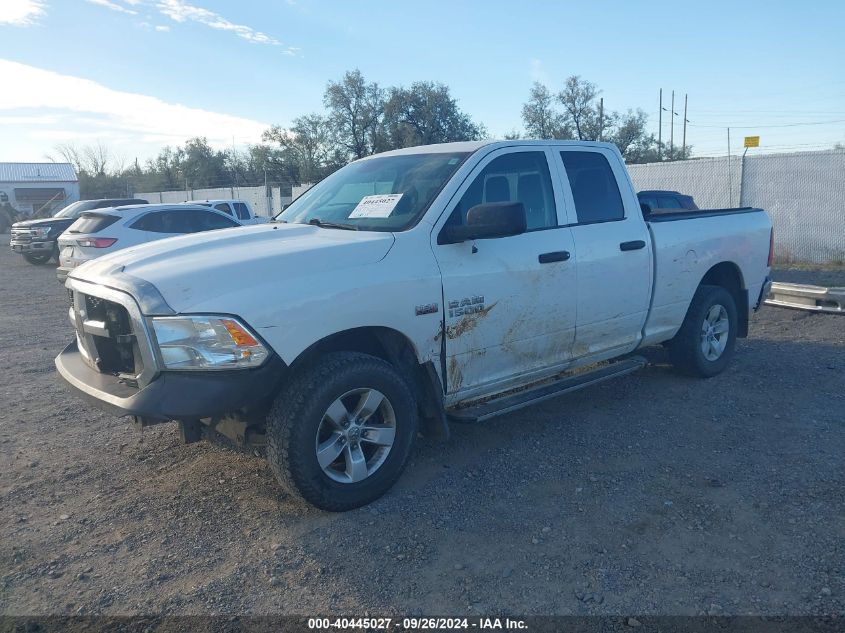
0,162 -> 77,183
0,163 -> 80,229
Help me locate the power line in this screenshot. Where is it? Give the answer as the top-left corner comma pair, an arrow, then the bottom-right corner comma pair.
685,118 -> 845,129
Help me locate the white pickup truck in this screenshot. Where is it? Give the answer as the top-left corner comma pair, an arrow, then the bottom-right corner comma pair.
56,140 -> 773,511
182,199 -> 268,225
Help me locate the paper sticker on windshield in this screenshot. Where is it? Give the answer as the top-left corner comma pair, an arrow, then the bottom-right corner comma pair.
349,193 -> 403,218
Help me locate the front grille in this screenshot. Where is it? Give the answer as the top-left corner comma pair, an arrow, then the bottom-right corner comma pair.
86,295 -> 137,374
11,228 -> 32,243
72,289 -> 143,379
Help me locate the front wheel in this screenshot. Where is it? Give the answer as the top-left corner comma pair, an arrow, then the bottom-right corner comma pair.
668,284 -> 738,378
266,352 -> 418,511
23,251 -> 53,265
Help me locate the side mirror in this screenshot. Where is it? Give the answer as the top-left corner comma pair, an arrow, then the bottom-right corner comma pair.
440,202 -> 527,244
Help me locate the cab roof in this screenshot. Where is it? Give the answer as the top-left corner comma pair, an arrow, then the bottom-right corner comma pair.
368,139 -> 621,159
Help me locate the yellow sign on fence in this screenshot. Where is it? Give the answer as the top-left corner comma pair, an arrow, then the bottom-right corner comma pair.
744,136 -> 760,148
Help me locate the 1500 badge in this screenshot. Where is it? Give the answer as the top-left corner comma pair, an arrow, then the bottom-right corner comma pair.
448,295 -> 485,318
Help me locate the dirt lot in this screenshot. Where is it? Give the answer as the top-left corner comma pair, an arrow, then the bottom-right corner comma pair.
1,247 -> 843,617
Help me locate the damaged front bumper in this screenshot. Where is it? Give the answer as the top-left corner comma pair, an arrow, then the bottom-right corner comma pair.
55,338 -> 287,423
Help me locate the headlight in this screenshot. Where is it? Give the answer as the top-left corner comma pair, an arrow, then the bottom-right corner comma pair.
32,227 -> 51,238
151,316 -> 269,370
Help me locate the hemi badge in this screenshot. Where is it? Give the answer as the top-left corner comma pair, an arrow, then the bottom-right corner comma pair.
415,303 -> 439,316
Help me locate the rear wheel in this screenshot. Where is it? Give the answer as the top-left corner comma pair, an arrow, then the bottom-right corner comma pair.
266,352 -> 418,511
669,284 -> 738,378
23,251 -> 52,265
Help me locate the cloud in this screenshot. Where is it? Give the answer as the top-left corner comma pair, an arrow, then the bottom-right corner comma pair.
85,0 -> 138,15
0,0 -> 46,26
154,24 -> 169,31
155,0 -> 297,52
0,59 -> 268,153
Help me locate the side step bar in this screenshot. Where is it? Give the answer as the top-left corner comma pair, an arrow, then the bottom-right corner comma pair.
447,356 -> 647,423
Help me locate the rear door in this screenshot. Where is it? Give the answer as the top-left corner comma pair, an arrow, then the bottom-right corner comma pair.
233,202 -> 253,223
556,147 -> 652,358
433,147 -> 578,398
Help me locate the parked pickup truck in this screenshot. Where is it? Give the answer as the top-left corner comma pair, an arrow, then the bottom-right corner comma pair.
55,140 -> 773,511
182,199 -> 268,225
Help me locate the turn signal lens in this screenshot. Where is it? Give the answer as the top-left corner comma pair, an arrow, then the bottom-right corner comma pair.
221,318 -> 260,347
77,237 -> 117,248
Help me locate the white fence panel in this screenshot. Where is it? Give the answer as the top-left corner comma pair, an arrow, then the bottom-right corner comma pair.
741,151 -> 845,264
136,185 -> 274,217
627,156 -> 742,209
627,149 -> 845,264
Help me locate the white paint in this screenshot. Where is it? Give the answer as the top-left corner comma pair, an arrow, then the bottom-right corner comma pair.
68,140 -> 773,409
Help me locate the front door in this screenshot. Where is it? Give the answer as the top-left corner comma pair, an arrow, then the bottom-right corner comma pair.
432,147 -> 578,400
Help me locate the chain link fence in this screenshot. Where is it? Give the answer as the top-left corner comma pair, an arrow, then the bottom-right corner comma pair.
628,149 -> 845,264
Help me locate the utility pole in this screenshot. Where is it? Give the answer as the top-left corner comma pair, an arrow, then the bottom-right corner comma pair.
658,89 -> 663,160
682,94 -> 688,158
598,98 -> 604,141
727,127 -> 732,207
232,136 -> 238,193
264,163 -> 270,215
669,90 -> 675,158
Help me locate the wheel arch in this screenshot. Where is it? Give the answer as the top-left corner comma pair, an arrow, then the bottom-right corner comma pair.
698,261 -> 748,337
291,326 -> 449,440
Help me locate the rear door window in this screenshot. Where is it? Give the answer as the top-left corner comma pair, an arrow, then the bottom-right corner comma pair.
130,212 -> 167,232
214,203 -> 233,215
233,202 -> 250,220
559,151 -> 625,223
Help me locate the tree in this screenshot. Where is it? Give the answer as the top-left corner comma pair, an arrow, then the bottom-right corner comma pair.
382,81 -> 485,148
263,114 -> 343,183
324,69 -> 385,159
558,75 -> 599,141
521,82 -> 569,139
520,76 -> 667,162
180,137 -> 228,188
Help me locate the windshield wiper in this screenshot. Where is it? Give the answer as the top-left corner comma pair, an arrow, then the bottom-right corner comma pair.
307,218 -> 359,231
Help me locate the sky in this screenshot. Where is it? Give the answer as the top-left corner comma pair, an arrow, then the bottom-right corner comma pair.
1,0 -> 844,164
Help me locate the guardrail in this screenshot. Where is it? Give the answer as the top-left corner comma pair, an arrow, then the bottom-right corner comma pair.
765,282 -> 845,315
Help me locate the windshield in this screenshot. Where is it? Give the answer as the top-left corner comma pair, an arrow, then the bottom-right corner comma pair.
53,200 -> 94,219
277,152 -> 469,231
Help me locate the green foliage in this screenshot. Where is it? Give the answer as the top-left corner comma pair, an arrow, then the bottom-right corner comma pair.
57,70 -> 684,199
382,81 -> 486,148
520,75 -> 688,163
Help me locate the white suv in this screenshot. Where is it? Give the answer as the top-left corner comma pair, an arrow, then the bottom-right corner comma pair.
57,203 -> 243,281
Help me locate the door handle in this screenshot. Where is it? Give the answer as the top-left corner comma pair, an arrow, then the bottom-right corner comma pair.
620,240 -> 646,251
538,251 -> 571,264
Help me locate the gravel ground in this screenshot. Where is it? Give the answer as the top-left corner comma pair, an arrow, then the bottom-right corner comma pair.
1,247 -> 843,617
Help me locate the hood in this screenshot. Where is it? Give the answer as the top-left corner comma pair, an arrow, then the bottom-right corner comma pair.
70,222 -> 395,313
13,217 -> 74,229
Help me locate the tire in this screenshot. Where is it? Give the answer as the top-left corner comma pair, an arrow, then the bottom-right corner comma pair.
668,284 -> 738,378
266,352 -> 418,511
23,251 -> 52,265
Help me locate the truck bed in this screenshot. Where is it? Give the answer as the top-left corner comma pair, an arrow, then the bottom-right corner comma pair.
641,207 -> 772,346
